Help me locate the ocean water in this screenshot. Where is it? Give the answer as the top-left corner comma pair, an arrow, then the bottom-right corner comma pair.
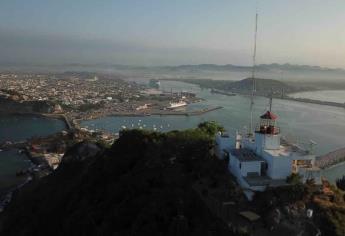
0,115 -> 66,189
83,81 -> 345,156
82,80 -> 345,182
0,149 -> 32,191
0,114 -> 66,143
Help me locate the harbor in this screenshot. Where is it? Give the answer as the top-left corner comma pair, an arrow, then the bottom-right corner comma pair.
1,80 -> 345,201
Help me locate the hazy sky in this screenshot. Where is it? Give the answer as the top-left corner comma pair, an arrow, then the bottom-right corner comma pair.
0,0 -> 344,67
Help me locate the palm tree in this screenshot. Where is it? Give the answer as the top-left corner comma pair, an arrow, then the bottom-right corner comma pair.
336,176 -> 345,191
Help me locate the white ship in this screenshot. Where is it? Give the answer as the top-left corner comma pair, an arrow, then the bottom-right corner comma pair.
167,100 -> 187,109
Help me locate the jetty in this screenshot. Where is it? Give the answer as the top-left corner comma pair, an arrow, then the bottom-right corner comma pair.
284,96 -> 345,109
210,89 -> 236,97
316,147 -> 345,169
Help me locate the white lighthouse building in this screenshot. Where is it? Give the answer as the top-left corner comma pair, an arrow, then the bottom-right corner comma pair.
215,109 -> 321,198
216,7 -> 321,199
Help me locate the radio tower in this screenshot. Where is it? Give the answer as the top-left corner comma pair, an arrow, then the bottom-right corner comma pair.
249,6 -> 258,136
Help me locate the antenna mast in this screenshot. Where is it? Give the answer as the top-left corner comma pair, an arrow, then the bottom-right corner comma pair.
249,6 -> 258,136
269,88 -> 273,111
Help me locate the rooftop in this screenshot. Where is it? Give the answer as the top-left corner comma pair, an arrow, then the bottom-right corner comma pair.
260,111 -> 278,120
264,139 -> 312,159
244,175 -> 288,187
230,149 -> 264,162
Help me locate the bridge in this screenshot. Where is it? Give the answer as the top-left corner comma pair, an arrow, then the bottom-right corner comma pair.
315,147 -> 345,169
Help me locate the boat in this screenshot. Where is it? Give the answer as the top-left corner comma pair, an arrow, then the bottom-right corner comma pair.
167,100 -> 187,109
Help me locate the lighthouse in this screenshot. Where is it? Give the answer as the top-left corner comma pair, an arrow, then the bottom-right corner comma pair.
254,110 -> 281,155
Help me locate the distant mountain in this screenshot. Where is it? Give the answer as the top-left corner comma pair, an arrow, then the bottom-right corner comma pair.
2,62 -> 345,74
158,63 -> 345,74
54,63 -> 345,74
166,77 -> 301,96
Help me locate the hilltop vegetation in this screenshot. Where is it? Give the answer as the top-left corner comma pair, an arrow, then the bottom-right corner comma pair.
0,123 -> 233,236
0,122 -> 344,236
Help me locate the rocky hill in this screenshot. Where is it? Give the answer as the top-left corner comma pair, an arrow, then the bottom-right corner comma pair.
0,127 -> 234,236
0,125 -> 344,236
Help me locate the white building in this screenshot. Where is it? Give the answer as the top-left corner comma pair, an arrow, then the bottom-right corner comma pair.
215,110 -> 321,198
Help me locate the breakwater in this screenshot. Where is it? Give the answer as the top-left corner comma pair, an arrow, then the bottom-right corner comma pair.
316,147 -> 345,169
283,96 -> 345,109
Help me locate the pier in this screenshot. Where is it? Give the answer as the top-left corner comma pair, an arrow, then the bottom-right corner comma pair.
316,147 -> 345,169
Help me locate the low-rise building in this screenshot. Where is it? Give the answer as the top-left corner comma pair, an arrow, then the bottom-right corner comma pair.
215,110 -> 321,199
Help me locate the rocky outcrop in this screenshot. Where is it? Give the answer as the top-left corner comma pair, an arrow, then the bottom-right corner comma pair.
60,141 -> 102,165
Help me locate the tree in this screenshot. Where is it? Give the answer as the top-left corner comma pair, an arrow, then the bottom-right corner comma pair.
336,176 -> 345,191
286,173 -> 302,185
197,121 -> 225,137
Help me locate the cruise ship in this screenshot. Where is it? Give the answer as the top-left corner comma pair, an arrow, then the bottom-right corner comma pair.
167,100 -> 187,109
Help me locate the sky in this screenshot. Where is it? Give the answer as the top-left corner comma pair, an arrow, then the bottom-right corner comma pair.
0,0 -> 344,67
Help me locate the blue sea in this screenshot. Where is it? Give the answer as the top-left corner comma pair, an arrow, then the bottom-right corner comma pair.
0,115 -> 66,190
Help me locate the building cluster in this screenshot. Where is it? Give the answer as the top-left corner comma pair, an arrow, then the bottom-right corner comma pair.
215,109 -> 321,200
0,72 -> 142,107
0,72 -> 199,119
